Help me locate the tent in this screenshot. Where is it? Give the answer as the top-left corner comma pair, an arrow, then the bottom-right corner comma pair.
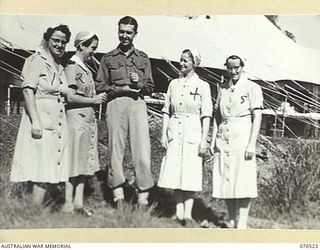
1,14 -> 320,138
1,14 -> 320,84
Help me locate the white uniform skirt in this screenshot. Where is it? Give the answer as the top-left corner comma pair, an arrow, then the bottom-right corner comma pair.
158,113 -> 203,191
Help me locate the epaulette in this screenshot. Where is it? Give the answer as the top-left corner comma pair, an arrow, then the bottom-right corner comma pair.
29,51 -> 39,59
33,50 -> 45,59
137,49 -> 148,58
104,48 -> 119,57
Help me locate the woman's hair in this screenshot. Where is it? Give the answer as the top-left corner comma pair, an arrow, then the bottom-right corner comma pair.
43,24 -> 71,43
224,55 -> 245,67
79,35 -> 99,48
118,16 -> 138,32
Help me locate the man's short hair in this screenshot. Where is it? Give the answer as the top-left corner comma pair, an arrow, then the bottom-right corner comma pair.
224,55 -> 245,67
118,16 -> 138,33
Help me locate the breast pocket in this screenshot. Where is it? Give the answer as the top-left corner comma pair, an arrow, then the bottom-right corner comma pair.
109,61 -> 127,82
134,62 -> 146,80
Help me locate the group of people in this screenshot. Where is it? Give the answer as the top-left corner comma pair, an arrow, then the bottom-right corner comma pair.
9,16 -> 263,229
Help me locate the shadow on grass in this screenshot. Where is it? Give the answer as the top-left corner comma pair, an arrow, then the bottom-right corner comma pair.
8,181 -> 66,212
95,169 -> 227,228
149,186 -> 228,227
6,171 -> 227,228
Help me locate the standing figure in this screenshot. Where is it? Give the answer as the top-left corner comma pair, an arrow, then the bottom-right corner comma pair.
10,25 -> 72,204
158,49 -> 213,226
210,55 -> 263,229
63,32 -> 107,215
96,16 -> 154,209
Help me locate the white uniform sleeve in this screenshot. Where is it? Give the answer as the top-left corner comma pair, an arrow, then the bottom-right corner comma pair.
249,82 -> 264,111
162,80 -> 172,115
200,81 -> 213,118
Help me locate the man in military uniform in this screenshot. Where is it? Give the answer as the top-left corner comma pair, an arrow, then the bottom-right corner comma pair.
96,16 -> 154,209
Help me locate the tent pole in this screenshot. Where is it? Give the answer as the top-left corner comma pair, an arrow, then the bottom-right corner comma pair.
273,115 -> 277,136
281,96 -> 288,137
314,84 -> 320,139
98,104 -> 102,120
7,85 -> 11,116
281,116 -> 286,137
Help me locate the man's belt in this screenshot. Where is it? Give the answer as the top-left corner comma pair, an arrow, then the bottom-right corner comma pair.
107,90 -> 143,103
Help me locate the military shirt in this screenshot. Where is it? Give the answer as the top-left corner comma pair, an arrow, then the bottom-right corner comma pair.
96,46 -> 154,96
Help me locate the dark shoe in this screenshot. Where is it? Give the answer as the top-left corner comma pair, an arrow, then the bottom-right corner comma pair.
200,219 -> 209,228
183,218 -> 198,228
75,207 -> 93,217
221,220 -> 236,228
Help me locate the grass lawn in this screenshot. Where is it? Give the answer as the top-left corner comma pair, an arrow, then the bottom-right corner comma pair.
1,112 -> 320,229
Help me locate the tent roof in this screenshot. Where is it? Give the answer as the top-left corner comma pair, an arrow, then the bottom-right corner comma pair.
1,14 -> 320,84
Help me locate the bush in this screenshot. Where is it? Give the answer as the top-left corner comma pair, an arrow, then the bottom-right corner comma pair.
258,138 -> 320,216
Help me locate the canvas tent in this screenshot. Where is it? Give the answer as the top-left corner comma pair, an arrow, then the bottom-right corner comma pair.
1,14 -> 320,137
1,14 -> 320,84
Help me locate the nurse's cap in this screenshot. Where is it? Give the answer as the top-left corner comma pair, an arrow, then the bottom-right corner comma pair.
224,53 -> 246,67
74,31 -> 96,48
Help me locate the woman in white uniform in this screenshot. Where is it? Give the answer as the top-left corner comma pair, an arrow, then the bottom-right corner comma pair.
210,55 -> 263,229
158,49 -> 212,226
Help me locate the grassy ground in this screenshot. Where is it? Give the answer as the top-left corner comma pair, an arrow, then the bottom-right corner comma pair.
0,112 -> 319,229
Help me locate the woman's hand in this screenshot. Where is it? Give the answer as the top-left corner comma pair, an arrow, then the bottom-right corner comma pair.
93,93 -> 107,105
161,133 -> 168,150
209,143 -> 214,156
245,143 -> 255,160
198,140 -> 208,157
31,120 -> 42,139
205,144 -> 215,163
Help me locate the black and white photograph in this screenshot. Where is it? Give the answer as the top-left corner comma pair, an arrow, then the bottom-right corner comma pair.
0,11 -> 320,235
